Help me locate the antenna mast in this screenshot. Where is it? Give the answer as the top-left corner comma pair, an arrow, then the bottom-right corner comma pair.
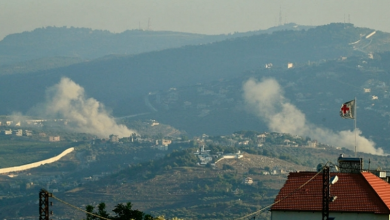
147,18 -> 151,31
354,97 -> 357,157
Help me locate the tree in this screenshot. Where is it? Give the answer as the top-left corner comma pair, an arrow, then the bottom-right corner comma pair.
112,202 -> 154,220
85,202 -> 155,220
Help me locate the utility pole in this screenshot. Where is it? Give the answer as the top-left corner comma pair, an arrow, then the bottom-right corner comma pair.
39,189 -> 52,220
322,166 -> 338,220
322,166 -> 330,220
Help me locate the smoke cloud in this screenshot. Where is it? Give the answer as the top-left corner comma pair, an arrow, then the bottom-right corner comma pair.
37,77 -> 136,138
243,78 -> 383,155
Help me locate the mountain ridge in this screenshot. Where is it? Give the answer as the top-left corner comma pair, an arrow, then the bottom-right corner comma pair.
0,23 -> 312,66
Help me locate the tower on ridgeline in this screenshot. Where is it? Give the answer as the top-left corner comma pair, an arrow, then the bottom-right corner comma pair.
147,18 -> 151,31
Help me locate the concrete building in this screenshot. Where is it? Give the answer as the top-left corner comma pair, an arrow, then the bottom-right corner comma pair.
307,140 -> 317,148
271,170 -> 390,219
49,136 -> 60,142
24,130 -> 32,136
109,134 -> 119,142
1,129 -> 12,135
364,88 -> 371,93
151,121 -> 160,126
14,129 -> 22,136
162,139 -> 172,146
244,177 -> 253,185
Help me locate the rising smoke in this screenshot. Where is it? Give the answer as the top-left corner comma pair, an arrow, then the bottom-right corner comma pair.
243,78 -> 383,155
35,77 -> 136,138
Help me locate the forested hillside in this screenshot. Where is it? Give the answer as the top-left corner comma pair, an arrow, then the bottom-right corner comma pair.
0,23 -> 311,66
0,23 -> 387,116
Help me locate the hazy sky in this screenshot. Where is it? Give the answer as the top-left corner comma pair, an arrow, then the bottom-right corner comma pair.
1,0 -> 389,40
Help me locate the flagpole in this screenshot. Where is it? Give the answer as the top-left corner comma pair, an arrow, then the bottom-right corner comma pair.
354,97 -> 357,157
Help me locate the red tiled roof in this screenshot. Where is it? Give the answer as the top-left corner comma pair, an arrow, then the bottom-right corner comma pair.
271,171 -> 390,214
362,172 -> 390,210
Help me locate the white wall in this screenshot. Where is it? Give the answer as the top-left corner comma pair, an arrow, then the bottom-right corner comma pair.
272,211 -> 389,220
0,147 -> 74,174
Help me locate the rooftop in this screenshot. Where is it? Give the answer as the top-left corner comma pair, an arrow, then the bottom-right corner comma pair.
271,171 -> 390,214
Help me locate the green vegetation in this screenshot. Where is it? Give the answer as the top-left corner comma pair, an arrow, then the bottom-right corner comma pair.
85,202 -> 155,220
115,149 -> 198,181
0,57 -> 86,76
2,21 -> 390,219
0,135 -> 69,168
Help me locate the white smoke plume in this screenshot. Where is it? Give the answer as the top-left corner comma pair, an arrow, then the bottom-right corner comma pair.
39,77 -> 136,138
243,78 -> 383,155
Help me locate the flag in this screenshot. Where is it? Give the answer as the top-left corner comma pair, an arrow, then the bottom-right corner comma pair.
340,100 -> 355,119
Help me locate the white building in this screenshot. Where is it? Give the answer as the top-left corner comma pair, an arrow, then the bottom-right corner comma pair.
307,140 -> 317,148
14,129 -> 22,136
49,136 -> 60,142
244,177 -> 253,185
364,88 -> 371,93
1,129 -> 12,135
161,139 -> 172,147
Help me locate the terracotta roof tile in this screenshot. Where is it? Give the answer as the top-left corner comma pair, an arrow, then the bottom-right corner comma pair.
271,171 -> 390,214
362,172 -> 390,210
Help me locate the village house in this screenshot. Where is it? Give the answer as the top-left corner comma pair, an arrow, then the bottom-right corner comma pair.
271,156 -> 390,219
271,171 -> 390,220
194,146 -> 213,165
307,140 -> 318,148
1,129 -> 12,135
13,129 -> 22,136
150,120 -> 159,126
24,130 -> 32,136
49,136 -> 60,142
243,177 -> 253,185
109,134 -> 119,142
161,139 -> 172,146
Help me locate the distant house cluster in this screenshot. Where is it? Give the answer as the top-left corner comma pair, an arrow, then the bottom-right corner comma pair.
152,138 -> 172,151
194,145 -> 243,165
0,119 -> 66,142
263,62 -> 294,69
0,128 -> 32,137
